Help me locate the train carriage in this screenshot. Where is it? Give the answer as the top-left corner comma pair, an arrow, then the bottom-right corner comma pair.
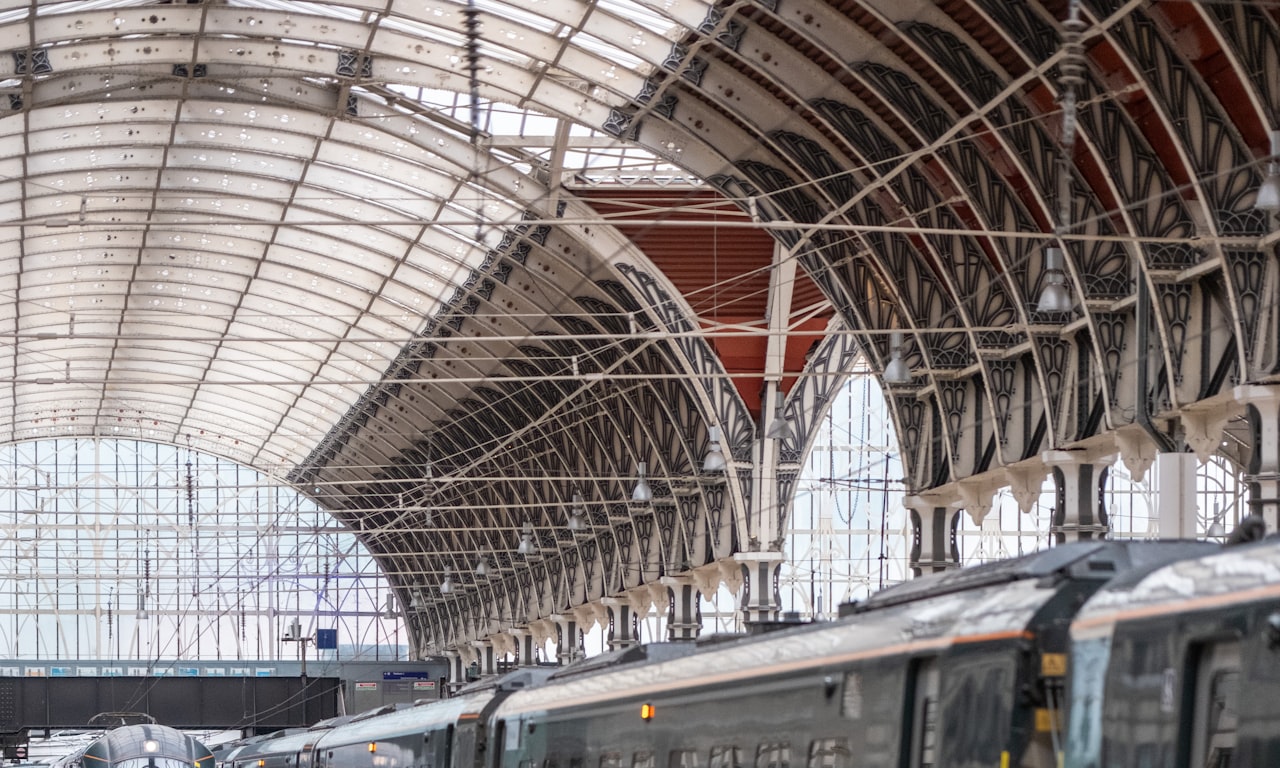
301,668 -> 554,768
490,541 -> 1211,768
1067,536 -> 1280,768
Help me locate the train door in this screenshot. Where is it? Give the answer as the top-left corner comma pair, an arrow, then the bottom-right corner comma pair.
906,659 -> 938,768
1186,641 -> 1240,768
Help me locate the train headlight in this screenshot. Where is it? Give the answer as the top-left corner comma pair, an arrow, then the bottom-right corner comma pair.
143,740 -> 160,753
640,704 -> 655,721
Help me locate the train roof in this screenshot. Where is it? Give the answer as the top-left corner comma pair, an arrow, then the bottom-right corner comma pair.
842,539 -> 1216,615
229,729 -> 322,761
83,724 -> 213,764
312,688 -> 501,748
455,665 -> 558,693
1073,535 -> 1280,635
547,642 -> 701,681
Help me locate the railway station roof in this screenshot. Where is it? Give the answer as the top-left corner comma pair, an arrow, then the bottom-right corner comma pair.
0,0 -> 1274,652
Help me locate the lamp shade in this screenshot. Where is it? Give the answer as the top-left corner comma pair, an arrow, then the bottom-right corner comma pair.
1036,247 -> 1073,313
702,425 -> 727,472
883,330 -> 911,384
632,462 -> 653,502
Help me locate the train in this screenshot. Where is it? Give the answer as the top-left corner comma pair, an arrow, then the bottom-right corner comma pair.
54,721 -> 215,768
213,535 -> 1280,768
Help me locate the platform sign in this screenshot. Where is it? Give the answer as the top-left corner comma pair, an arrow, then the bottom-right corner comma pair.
315,629 -> 338,650
412,681 -> 436,691
383,671 -> 431,680
355,682 -> 378,691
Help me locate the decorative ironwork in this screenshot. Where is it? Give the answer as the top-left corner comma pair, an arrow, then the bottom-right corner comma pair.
1226,249 -> 1268,368
984,359 -> 1018,446
12,49 -> 51,75
172,63 -> 207,78
968,0 -> 1058,62
904,23 -> 1000,104
336,50 -> 373,78
937,380 -> 968,463
858,62 -> 950,143
1155,284 -> 1192,386
602,107 -> 638,139
1092,312 -> 1128,406
1035,334 -> 1072,437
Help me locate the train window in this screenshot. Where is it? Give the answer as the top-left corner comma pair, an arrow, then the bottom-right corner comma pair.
1189,642 -> 1241,768
708,746 -> 741,768
601,753 -> 622,768
632,752 -> 654,768
908,660 -> 939,768
669,751 -> 698,768
754,742 -> 790,768
806,740 -> 849,768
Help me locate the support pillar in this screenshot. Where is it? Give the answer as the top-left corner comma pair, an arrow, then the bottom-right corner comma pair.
471,638 -> 495,677
1237,385 -> 1280,533
734,552 -> 784,624
601,596 -> 639,650
444,649 -> 465,696
661,575 -> 701,641
1153,452 -> 1198,538
1042,451 -> 1112,543
550,613 -> 582,666
508,627 -> 536,667
904,495 -> 960,576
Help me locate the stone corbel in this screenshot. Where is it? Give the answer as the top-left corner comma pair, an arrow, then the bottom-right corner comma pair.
956,478 -> 1000,526
1113,425 -> 1160,483
1003,464 -> 1048,514
1182,399 -> 1245,463
624,586 -> 655,617
572,602 -> 607,633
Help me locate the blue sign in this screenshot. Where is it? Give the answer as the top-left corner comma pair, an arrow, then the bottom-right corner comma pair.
383,670 -> 431,680
315,629 -> 338,650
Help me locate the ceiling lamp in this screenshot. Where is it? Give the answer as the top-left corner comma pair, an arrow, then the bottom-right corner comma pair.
765,390 -> 794,441
517,522 -> 535,555
883,331 -> 912,385
568,490 -> 588,532
383,593 -> 397,620
409,586 -> 424,610
1036,246 -> 1073,313
1256,130 -> 1280,213
439,565 -> 454,595
632,462 -> 653,503
474,547 -> 490,578
702,425 -> 728,472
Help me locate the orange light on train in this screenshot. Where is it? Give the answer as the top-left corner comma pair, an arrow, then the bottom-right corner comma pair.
369,743 -> 377,753
640,703 -> 655,721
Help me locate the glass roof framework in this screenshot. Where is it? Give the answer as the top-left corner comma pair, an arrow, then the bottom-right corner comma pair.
0,0 -> 1269,661
0,0 -> 752,658
0,0 -> 703,469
